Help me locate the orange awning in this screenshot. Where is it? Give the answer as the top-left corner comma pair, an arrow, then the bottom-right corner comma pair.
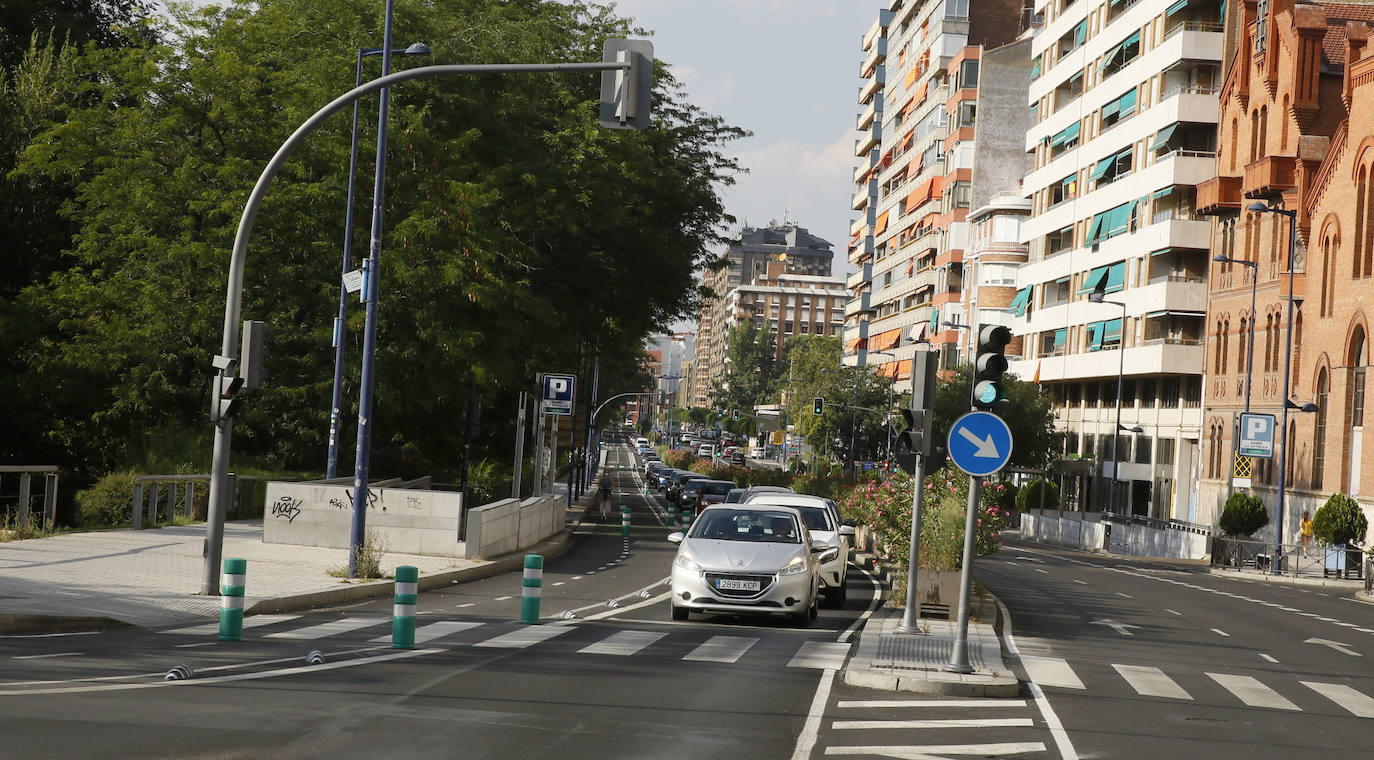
871,329 -> 901,351
913,80 -> 928,106
903,177 -> 937,212
846,336 -> 869,352
904,257 -> 916,275
904,68 -> 918,87
848,233 -> 861,250
899,128 -> 915,151
874,210 -> 890,235
895,359 -> 913,380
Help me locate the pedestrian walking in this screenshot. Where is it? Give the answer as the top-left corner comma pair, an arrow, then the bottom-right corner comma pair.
599,473 -> 613,520
1300,510 -> 1313,557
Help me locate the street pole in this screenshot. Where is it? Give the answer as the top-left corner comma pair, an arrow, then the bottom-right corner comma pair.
511,391 -> 527,498
897,350 -> 937,634
532,407 -> 546,495
1274,208 -> 1298,567
347,0 -> 397,577
944,475 -> 981,673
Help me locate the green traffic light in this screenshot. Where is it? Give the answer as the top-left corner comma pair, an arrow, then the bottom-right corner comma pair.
974,380 -> 1002,405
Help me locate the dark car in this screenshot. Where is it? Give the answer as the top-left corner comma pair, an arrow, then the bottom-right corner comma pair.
666,471 -> 710,506
645,461 -> 670,481
680,479 -> 737,511
728,451 -> 746,466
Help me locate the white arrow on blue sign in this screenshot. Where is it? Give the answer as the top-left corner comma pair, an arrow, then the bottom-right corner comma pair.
947,411 -> 1013,477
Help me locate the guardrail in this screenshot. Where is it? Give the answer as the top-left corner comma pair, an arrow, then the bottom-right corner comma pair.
1211,536 -> 1366,579
0,466 -> 59,529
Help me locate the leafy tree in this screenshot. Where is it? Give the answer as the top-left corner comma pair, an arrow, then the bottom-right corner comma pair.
1015,478 -> 1060,512
782,336 -> 891,462
1312,492 -> 1369,546
932,365 -> 1060,471
709,320 -> 779,433
5,0 -> 745,490
1218,492 -> 1268,537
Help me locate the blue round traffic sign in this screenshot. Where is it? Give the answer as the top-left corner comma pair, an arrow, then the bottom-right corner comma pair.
946,411 -> 1013,477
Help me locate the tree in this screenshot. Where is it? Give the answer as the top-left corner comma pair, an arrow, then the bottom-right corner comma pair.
1015,478 -> 1060,512
782,336 -> 890,462
933,365 -> 1060,471
709,320 -> 779,433
1312,492 -> 1368,546
5,0 -> 746,490
1218,492 -> 1268,537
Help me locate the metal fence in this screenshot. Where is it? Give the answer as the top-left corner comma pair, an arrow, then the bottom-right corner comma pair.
1211,536 -> 1367,580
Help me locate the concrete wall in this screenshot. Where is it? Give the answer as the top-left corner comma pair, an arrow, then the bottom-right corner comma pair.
970,38 -> 1034,213
465,494 -> 563,560
263,482 -> 464,557
1021,513 -> 1210,560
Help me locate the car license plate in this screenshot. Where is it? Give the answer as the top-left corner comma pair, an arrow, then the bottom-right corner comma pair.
716,578 -> 760,592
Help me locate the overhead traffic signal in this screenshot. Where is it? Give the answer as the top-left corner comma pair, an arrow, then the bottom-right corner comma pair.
973,325 -> 1012,408
812,397 -> 824,415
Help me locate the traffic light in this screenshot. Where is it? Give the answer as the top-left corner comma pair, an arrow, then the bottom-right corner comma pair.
973,325 -> 1012,408
240,320 -> 270,388
813,397 -> 824,415
599,39 -> 654,130
211,372 -> 245,422
732,409 -> 739,420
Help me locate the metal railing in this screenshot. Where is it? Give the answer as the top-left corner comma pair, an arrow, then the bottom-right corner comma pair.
1211,536 -> 1367,579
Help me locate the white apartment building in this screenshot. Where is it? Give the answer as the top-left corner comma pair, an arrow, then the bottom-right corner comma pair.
1011,0 -> 1223,519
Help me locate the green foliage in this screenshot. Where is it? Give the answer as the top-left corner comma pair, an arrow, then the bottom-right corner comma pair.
466,458 -> 507,508
1218,492 -> 1268,537
934,365 -> 1060,470
709,321 -> 779,433
75,471 -> 135,527
1015,478 -> 1060,512
1312,492 -> 1369,546
783,336 -> 892,461
0,513 -> 59,541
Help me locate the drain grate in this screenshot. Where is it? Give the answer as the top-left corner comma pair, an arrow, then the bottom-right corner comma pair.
874,634 -> 987,670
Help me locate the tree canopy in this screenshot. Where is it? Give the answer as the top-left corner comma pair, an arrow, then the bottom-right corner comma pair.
2,0 -> 745,492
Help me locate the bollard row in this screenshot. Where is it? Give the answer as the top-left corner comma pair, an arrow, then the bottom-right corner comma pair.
392,565 -> 418,649
219,557 -> 247,642
521,554 -> 543,624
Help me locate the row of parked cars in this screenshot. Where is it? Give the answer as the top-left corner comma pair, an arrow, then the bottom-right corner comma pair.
625,439 -> 855,627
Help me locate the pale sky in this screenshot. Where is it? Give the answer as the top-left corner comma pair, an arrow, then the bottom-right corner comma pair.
608,0 -> 871,276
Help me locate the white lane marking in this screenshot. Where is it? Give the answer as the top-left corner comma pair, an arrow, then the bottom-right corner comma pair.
1072,579 -> 1088,585
1165,609 -> 1182,616
826,743 -> 1046,757
0,648 -> 438,696
838,564 -> 884,644
1212,628 -> 1231,637
1020,655 -> 1085,690
160,614 -> 300,636
1303,681 -> 1374,718
1116,592 -> 1133,599
1359,628 -> 1374,634
1208,673 -> 1300,711
1114,664 -> 1191,700
577,630 -> 666,656
788,641 -> 852,670
456,603 -> 476,608
790,668 -> 836,760
552,582 -> 565,587
265,616 -> 388,640
836,699 -> 1027,709
571,576 -> 583,580
13,652 -> 81,660
472,626 -> 571,649
0,631 -> 100,639
1279,607 -> 1299,612
996,597 -> 1079,760
1034,568 -> 1049,574
833,718 -> 1034,729
555,592 -> 671,624
1259,653 -> 1279,663
493,596 -> 512,601
369,620 -> 482,644
174,642 -> 217,649
683,636 -> 758,663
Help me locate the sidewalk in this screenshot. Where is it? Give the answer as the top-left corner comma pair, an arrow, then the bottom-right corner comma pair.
844,608 -> 1020,698
0,482 -> 595,633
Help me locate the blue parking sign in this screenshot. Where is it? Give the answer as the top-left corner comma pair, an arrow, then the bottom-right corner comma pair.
540,373 -> 576,416
1238,412 -> 1275,458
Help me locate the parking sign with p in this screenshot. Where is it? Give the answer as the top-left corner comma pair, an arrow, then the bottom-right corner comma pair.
1238,412 -> 1275,458
541,373 -> 576,416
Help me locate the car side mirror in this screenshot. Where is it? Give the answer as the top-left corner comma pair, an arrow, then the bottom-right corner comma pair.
839,525 -> 856,537
667,531 -> 684,544
818,547 -> 840,564
842,518 -> 856,527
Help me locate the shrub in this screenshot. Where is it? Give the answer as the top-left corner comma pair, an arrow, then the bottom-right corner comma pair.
1218,492 -> 1268,537
75,472 -> 136,527
1015,478 -> 1060,512
1312,492 -> 1369,546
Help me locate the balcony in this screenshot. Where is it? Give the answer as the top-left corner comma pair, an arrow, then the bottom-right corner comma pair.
857,100 -> 877,131
1243,155 -> 1297,199
861,37 -> 887,78
858,67 -> 885,105
1195,175 -> 1242,215
855,123 -> 880,157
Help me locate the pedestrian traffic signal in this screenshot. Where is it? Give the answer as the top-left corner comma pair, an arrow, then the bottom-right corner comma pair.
973,325 -> 1012,408
240,320 -> 270,388
211,372 -> 245,423
732,409 -> 739,420
813,397 -> 824,415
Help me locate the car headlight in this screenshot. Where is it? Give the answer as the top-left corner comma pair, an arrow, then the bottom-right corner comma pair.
781,553 -> 809,576
674,548 -> 702,571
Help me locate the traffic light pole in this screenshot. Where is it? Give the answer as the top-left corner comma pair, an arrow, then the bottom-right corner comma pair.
897,350 -> 937,634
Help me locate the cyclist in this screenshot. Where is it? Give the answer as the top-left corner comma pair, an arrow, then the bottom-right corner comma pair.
599,473 -> 613,519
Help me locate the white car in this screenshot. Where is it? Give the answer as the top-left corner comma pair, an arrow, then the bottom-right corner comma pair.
743,493 -> 854,607
668,504 -> 837,626
749,445 -> 766,458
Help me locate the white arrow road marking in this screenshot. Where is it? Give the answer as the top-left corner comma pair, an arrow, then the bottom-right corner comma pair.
825,743 -> 1047,758
957,427 -> 1000,457
1306,638 -> 1362,657
1090,619 -> 1139,636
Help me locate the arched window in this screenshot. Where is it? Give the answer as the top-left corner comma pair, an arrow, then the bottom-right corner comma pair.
1215,320 -> 1224,374
1315,367 -> 1329,490
1258,105 -> 1268,159
1250,110 -> 1260,162
1293,309 -> 1304,384
1238,317 -> 1248,374
1223,318 -> 1231,376
1321,235 -> 1333,316
1357,167 -> 1368,278
1281,95 -> 1290,150
1263,314 -> 1274,373
1350,327 -> 1366,428
1230,118 -> 1239,172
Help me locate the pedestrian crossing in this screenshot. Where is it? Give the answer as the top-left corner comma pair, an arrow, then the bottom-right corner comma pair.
157,614 -> 848,670
1021,653 -> 1374,718
821,697 -> 1048,758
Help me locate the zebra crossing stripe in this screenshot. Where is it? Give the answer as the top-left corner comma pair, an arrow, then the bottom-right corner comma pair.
836,699 -> 1027,709
577,630 -> 665,656
1208,673 -> 1300,711
788,641 -> 851,670
1113,665 -> 1191,700
1021,656 -> 1085,690
265,617 -> 389,640
684,636 -> 758,663
161,615 -> 300,636
473,626 -> 571,649
832,718 -> 1034,729
370,620 -> 483,644
824,742 -> 1046,757
1303,681 -> 1374,718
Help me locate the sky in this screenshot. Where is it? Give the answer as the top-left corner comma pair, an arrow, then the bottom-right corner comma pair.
605,0 -> 872,277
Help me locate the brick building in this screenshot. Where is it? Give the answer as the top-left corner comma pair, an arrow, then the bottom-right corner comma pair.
1197,0 -> 1374,537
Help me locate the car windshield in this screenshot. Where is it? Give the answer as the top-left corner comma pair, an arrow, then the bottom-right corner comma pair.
793,505 -> 833,532
724,489 -> 745,503
702,482 -> 734,496
689,509 -> 801,544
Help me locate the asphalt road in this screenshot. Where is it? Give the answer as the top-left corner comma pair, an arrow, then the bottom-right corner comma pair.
981,539 -> 1374,760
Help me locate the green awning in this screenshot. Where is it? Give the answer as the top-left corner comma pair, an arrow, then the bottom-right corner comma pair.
1099,43 -> 1125,74
1151,123 -> 1180,151
1074,21 -> 1087,46
1166,0 -> 1190,16
1078,262 -> 1126,295
1087,321 -> 1104,351
1101,99 -> 1121,119
1031,56 -> 1042,79
1054,328 -> 1067,346
1050,122 -> 1080,148
1089,157 -> 1114,182
1152,186 -> 1178,201
1008,286 -> 1032,316
1118,89 -> 1138,117
1103,317 -> 1122,341
1079,265 -> 1108,294
1122,31 -> 1141,49
931,308 -> 940,330
1086,215 -> 1107,245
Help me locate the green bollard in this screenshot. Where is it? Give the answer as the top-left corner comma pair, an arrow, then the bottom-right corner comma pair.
218,558 -> 246,642
681,505 -> 692,527
392,565 -> 418,649
621,504 -> 632,537
520,555 -> 543,624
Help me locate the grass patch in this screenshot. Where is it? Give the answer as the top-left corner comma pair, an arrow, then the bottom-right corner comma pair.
0,513 -> 59,542
326,530 -> 389,580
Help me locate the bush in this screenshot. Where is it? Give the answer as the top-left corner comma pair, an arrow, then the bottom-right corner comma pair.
1218,492 -> 1268,537
1312,492 -> 1369,546
75,472 -> 136,527
1015,478 -> 1060,512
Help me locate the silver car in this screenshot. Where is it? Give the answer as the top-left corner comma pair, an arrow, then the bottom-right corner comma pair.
744,493 -> 854,607
667,505 -> 838,626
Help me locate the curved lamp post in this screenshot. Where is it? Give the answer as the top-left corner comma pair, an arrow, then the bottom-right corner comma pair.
1088,290 -> 1129,515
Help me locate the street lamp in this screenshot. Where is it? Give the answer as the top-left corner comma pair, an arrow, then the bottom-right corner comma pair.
326,42 -> 432,480
867,350 -> 898,463
1088,290 -> 1129,515
1249,200 -> 1301,565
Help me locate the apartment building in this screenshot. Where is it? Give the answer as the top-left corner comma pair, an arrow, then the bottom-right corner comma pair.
1196,0 -> 1374,537
846,0 -> 1026,387
692,223 -> 838,404
1009,0 -> 1224,518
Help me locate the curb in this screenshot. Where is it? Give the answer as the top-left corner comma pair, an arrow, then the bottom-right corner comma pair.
842,608 -> 1020,698
1206,566 -> 1368,590
0,614 -> 131,635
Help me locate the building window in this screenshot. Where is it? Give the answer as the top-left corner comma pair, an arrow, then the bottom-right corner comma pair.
1255,0 -> 1268,52
1351,328 -> 1367,428
1315,368 -> 1328,489
1162,377 -> 1180,409
1355,167 -> 1366,279
957,101 -> 977,128
1184,377 -> 1201,408
1156,438 -> 1175,467
1139,378 -> 1157,408
959,59 -> 979,89
1237,317 -> 1248,374
1134,435 -> 1151,464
